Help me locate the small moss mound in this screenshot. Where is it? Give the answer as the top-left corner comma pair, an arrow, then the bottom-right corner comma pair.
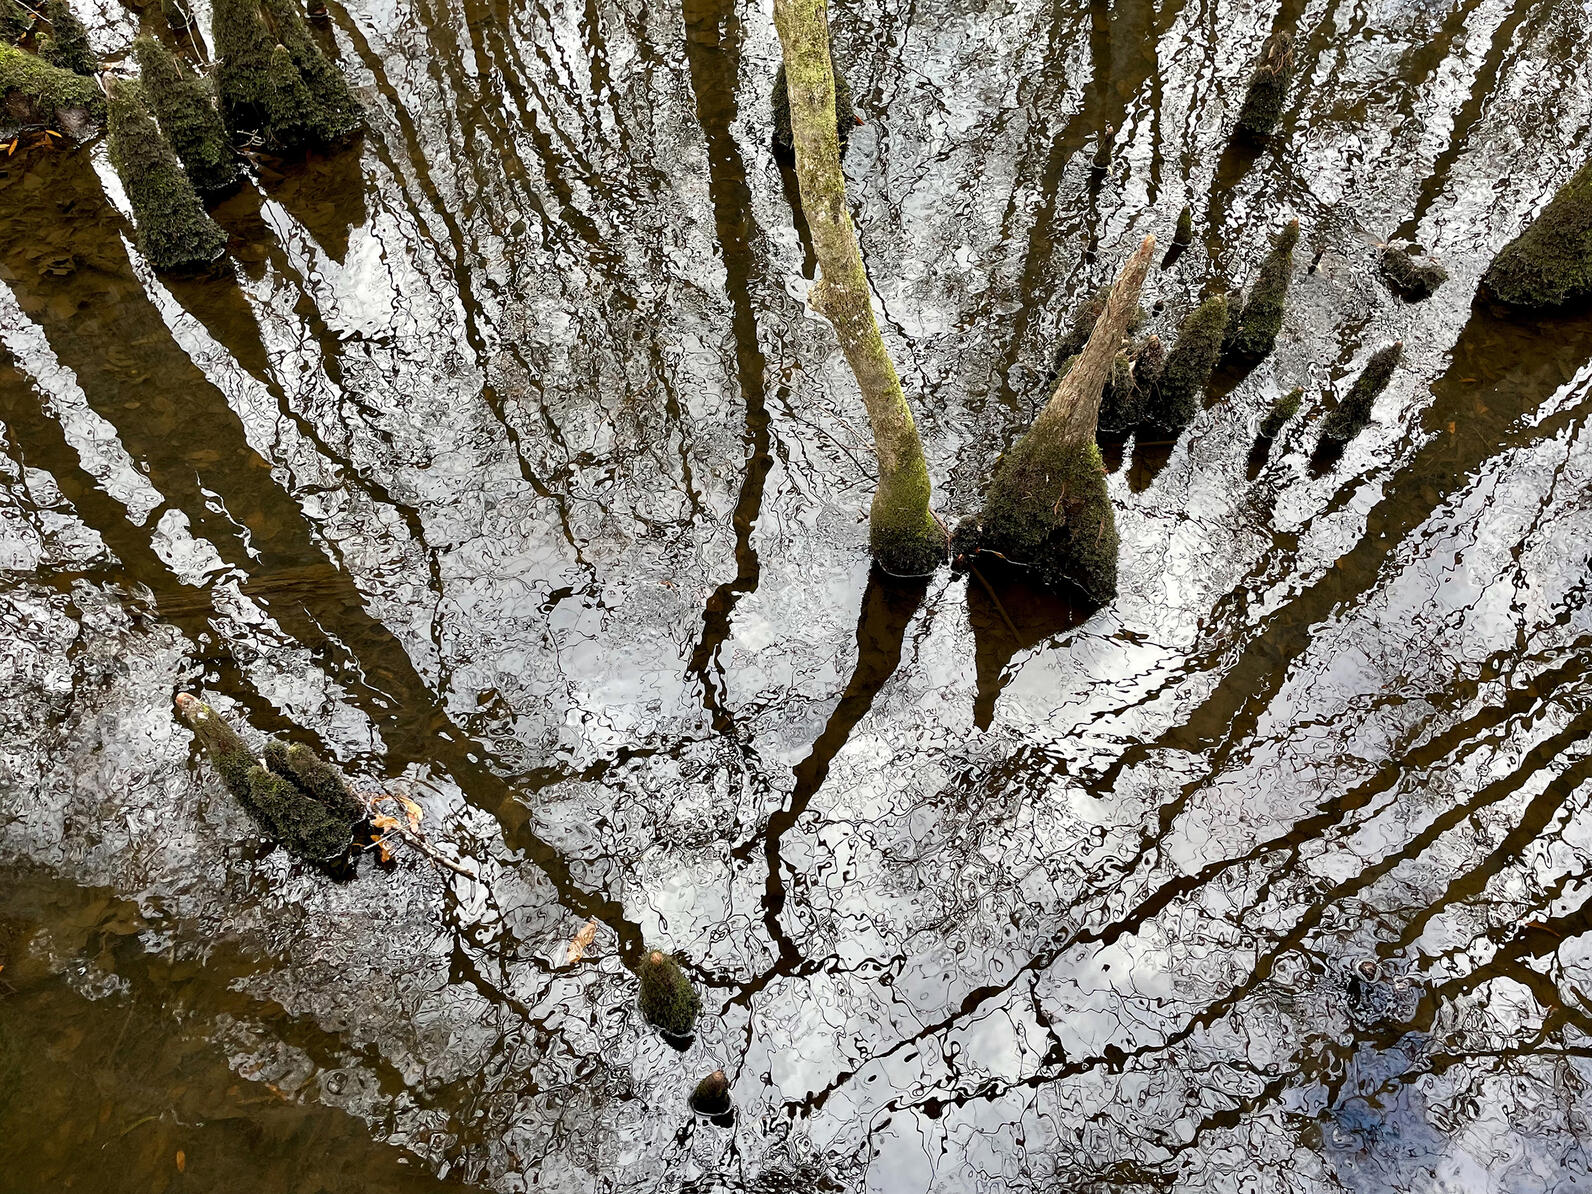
771,54 -> 855,158
1098,334 -> 1163,432
690,1070 -> 732,1116
1258,386 -> 1302,439
1319,342 -> 1401,443
1481,159 -> 1592,311
1381,245 -> 1446,300
134,35 -> 242,199
1227,218 -> 1299,361
39,0 -> 93,76
215,0 -> 360,150
0,42 -> 101,136
260,0 -> 361,139
1235,29 -> 1294,140
1173,204 -> 1193,247
177,695 -> 362,863
1142,293 -> 1229,432
638,949 -> 700,1037
108,79 -> 228,271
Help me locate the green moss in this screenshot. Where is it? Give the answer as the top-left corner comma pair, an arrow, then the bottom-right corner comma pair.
108,80 -> 228,271
133,35 -> 242,199
0,41 -> 102,134
1381,245 -> 1447,300
39,0 -> 93,75
262,741 -> 364,823
1055,286 -> 1146,365
260,0 -> 361,141
1482,159 -> 1592,310
1258,386 -> 1302,439
179,695 -> 257,800
772,53 -> 854,158
690,1069 -> 732,1116
868,447 -> 943,575
212,0 -> 275,137
1228,218 -> 1298,361
245,763 -> 355,860
976,435 -> 1119,603
1097,334 -> 1163,433
1143,294 -> 1228,432
1235,29 -> 1293,140
1174,204 -> 1193,247
637,949 -> 700,1037
1,2 -> 32,43
162,0 -> 192,29
1319,342 -> 1400,442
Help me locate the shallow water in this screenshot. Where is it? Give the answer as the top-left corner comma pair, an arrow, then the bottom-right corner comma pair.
3,0 -> 1592,1188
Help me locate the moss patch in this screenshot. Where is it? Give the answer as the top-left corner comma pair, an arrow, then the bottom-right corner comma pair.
1227,218 -> 1298,361
1235,29 -> 1293,140
1143,293 -> 1228,432
1319,342 -> 1401,443
260,0 -> 362,141
108,79 -> 228,271
1482,159 -> 1592,310
134,35 -> 242,199
0,42 -> 102,137
637,950 -> 700,1038
1258,386 -> 1302,439
215,0 -> 359,150
1381,244 -> 1447,300
39,0 -> 93,76
1098,334 -> 1163,433
772,53 -> 854,158
1,2 -> 33,44
1173,204 -> 1193,247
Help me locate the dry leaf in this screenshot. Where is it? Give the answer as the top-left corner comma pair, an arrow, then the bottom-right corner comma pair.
176,1150 -> 186,1173
5,140 -> 15,156
397,794 -> 423,831
377,837 -> 394,864
565,918 -> 598,965
370,814 -> 400,831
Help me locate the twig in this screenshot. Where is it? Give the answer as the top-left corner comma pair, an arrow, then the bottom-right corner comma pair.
356,790 -> 480,881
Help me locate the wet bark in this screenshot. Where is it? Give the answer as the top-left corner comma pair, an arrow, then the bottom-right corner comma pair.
771,0 -> 942,575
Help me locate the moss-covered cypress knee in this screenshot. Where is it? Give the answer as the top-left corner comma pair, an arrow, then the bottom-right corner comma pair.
0,42 -> 103,136
213,0 -> 276,138
1228,218 -> 1299,361
1234,29 -> 1294,140
108,80 -> 228,271
1479,162 -> 1592,310
1380,244 -> 1446,301
1319,342 -> 1400,443
1,2 -> 32,43
1097,334 -> 1163,433
260,0 -> 362,141
262,741 -> 363,823
637,949 -> 700,1037
1143,293 -> 1228,432
971,236 -> 1158,602
1174,204 -> 1193,247
690,1070 -> 732,1116
772,54 -> 855,158
38,0 -> 94,76
162,0 -> 192,30
246,763 -> 355,859
176,694 -> 257,802
1258,386 -> 1302,439
133,35 -> 242,199
1056,285 -> 1145,366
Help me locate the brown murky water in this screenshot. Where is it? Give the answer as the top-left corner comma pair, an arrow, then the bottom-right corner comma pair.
4,0 -> 1592,1189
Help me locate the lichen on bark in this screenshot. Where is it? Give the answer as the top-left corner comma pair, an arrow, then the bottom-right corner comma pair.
772,0 -> 943,575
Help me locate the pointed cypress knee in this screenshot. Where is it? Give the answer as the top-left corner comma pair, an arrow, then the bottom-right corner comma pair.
1228,218 -> 1299,361
1234,29 -> 1294,140
637,949 -> 700,1037
968,236 -> 1158,603
1319,343 -> 1401,443
38,0 -> 94,76
1258,386 -> 1302,440
1480,159 -> 1592,311
107,80 -> 228,271
260,0 -> 362,141
771,53 -> 855,159
1143,293 -> 1229,433
212,0 -> 275,138
690,1070 -> 733,1116
1173,204 -> 1193,247
133,35 -> 242,199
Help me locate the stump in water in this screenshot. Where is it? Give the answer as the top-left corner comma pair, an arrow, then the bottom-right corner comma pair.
1234,29 -> 1293,140
771,53 -> 855,160
1480,160 -> 1592,310
1380,244 -> 1447,301
214,0 -> 361,150
1258,386 -> 1302,440
133,35 -> 243,200
1227,218 -> 1298,362
964,235 -> 1158,604
176,694 -> 363,865
38,0 -> 94,76
1142,292 -> 1229,433
0,43 -> 102,139
637,949 -> 700,1038
107,80 -> 228,272
1320,342 -> 1401,443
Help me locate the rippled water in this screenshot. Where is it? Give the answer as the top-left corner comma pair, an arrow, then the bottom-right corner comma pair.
3,0 -> 1592,1188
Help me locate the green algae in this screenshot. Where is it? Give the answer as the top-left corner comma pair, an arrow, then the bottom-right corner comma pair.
771,53 -> 855,158
637,949 -> 700,1037
1380,244 -> 1447,301
1319,342 -> 1401,443
1258,386 -> 1302,439
1142,293 -> 1229,432
38,0 -> 93,76
1480,161 -> 1592,310
1227,218 -> 1299,361
133,35 -> 242,199
0,42 -> 101,136
1235,29 -> 1293,140
107,79 -> 228,271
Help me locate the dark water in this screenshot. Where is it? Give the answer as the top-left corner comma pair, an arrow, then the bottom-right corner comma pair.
3,0 -> 1592,1188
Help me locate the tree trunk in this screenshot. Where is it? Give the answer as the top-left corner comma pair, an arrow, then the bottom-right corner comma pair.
771,0 -> 943,575
967,235 -> 1157,603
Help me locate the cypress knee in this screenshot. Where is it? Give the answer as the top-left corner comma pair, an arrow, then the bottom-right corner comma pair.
1258,386 -> 1302,439
107,79 -> 228,271
1143,293 -> 1229,433
637,949 -> 700,1037
133,35 -> 242,199
1227,219 -> 1298,361
1480,160 -> 1592,311
1234,29 -> 1294,140
38,0 -> 93,76
1319,342 -> 1401,443
772,53 -> 855,159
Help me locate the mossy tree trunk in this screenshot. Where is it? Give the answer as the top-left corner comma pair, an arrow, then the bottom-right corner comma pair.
771,0 -> 942,575
969,235 -> 1157,603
